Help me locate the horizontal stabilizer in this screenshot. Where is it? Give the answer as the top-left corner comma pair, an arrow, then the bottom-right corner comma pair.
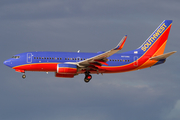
150,51 -> 177,61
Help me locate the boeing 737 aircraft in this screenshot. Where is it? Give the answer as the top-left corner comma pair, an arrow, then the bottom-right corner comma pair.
4,20 -> 176,83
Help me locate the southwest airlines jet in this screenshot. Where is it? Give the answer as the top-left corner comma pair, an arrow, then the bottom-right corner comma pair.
4,20 -> 176,83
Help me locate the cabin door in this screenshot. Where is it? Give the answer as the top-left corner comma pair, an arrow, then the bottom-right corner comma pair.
27,53 -> 32,63
134,56 -> 138,67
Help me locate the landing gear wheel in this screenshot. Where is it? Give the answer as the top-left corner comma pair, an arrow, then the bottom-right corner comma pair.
22,74 -> 26,79
84,74 -> 92,83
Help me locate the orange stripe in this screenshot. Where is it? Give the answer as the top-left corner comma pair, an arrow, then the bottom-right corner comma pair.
136,40 -> 167,69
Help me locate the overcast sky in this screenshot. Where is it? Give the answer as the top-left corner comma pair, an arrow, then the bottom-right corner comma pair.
1,0 -> 180,120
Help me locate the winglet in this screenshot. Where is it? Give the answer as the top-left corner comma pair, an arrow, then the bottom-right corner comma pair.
114,35 -> 127,50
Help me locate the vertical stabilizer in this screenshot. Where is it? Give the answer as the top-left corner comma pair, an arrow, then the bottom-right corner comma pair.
138,20 -> 172,56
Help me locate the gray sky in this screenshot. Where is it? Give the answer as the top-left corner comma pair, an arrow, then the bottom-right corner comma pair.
1,0 -> 180,120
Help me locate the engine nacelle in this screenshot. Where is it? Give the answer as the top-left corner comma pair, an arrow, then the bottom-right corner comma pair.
57,64 -> 77,74
55,73 -> 75,78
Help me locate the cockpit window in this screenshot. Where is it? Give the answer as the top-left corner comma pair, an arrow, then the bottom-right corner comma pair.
12,56 -> 20,59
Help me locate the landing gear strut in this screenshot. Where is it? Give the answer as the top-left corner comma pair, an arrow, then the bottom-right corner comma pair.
84,72 -> 92,83
22,73 -> 26,79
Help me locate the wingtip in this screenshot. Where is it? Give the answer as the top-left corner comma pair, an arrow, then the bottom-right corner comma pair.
124,35 -> 128,39
114,35 -> 127,50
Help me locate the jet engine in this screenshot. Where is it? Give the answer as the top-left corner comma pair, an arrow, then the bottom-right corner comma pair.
55,64 -> 78,78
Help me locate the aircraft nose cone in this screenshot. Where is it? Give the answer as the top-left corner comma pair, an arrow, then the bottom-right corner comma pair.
3,60 -> 8,65
3,59 -> 12,67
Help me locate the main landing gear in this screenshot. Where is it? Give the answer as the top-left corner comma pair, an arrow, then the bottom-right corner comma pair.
84,72 -> 92,83
22,73 -> 26,79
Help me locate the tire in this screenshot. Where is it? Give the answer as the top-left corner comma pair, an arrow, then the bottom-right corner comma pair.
84,78 -> 90,83
22,75 -> 26,79
84,74 -> 92,83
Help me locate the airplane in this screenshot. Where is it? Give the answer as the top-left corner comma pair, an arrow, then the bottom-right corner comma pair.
4,20 -> 177,83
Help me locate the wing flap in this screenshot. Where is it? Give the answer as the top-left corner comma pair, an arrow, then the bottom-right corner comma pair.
94,60 -> 109,66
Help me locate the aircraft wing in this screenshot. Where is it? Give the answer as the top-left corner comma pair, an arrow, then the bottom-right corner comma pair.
77,35 -> 127,67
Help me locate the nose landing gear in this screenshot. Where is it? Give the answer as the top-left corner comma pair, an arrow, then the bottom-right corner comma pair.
22,73 -> 26,79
